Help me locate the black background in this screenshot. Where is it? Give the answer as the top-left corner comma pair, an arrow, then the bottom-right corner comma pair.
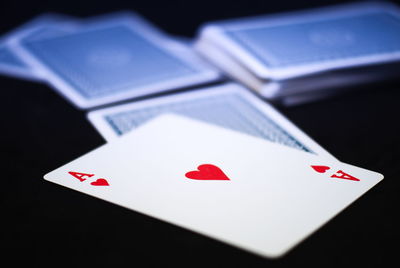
1,0 -> 399,266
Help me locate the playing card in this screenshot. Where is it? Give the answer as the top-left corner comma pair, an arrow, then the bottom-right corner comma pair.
44,114 -> 383,258
87,83 -> 333,158
13,11 -> 220,108
197,1 -> 400,80
0,13 -> 74,80
194,37 -> 400,101
0,44 -> 33,78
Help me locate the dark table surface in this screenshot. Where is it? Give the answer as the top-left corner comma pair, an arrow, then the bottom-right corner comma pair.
1,0 -> 399,266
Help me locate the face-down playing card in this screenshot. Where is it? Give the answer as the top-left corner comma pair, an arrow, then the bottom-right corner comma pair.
44,114 -> 383,258
13,12 -> 220,109
0,13 -> 74,80
87,83 -> 334,159
197,1 -> 400,80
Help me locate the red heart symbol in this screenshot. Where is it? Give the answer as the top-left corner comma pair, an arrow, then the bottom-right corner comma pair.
185,164 -> 230,181
311,165 -> 331,173
90,178 -> 110,186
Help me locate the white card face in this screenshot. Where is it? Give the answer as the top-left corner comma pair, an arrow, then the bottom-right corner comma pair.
44,114 -> 383,258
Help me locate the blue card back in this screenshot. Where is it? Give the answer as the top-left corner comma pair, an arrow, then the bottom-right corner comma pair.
20,24 -> 201,99
0,45 -> 29,69
103,91 -> 312,153
225,12 -> 400,68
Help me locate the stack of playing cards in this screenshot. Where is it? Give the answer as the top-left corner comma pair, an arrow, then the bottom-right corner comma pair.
2,2 -> 400,107
45,83 -> 383,258
0,11 -> 220,108
194,1 -> 400,104
0,5 -> 385,258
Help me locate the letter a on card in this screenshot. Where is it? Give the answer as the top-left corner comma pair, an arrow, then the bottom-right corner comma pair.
68,171 -> 94,182
331,170 -> 360,181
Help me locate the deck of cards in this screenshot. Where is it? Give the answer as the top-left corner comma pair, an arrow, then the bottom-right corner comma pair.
0,0 -> 389,258
195,1 -> 400,104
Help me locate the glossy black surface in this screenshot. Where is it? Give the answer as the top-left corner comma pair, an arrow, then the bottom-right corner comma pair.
1,0 -> 398,266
